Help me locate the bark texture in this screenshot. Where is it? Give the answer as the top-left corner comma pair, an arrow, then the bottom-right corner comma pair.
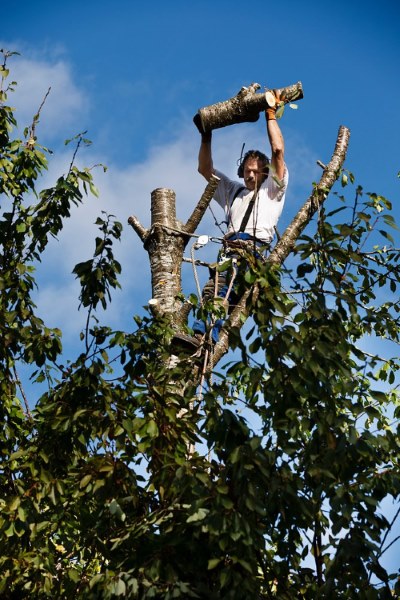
193,81 -> 304,133
128,175 -> 220,325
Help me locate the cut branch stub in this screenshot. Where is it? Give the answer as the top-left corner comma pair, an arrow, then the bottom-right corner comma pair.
193,81 -> 304,133
127,215 -> 149,243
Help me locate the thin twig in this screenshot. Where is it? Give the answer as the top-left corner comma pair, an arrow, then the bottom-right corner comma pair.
27,87 -> 51,145
12,365 -> 33,420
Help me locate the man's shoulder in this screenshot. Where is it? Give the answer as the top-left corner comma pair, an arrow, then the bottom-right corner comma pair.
214,169 -> 246,198
215,169 -> 247,188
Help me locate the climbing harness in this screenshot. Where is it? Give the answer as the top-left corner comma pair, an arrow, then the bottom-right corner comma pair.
188,236 -> 237,387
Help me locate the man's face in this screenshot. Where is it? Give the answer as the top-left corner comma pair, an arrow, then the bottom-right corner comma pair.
243,158 -> 267,191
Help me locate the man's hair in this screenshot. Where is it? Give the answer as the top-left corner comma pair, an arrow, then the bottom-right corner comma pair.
237,149 -> 270,178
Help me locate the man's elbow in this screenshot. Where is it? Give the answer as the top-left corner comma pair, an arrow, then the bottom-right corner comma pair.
272,143 -> 284,158
198,164 -> 213,181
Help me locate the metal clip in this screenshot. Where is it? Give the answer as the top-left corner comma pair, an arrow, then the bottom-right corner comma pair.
193,235 -> 209,250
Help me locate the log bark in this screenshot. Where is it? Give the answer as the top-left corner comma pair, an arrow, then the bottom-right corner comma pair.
193,81 -> 304,133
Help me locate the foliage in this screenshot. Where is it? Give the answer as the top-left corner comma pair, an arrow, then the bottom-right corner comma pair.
1,51 -> 400,599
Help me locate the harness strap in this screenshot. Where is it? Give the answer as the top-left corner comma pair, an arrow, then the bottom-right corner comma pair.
238,197 -> 255,232
231,185 -> 256,233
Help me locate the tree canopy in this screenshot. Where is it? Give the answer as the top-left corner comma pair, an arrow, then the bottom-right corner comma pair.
1,50 -> 399,599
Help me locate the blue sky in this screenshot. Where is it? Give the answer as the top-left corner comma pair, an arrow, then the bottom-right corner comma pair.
2,0 -> 400,576
4,0 -> 400,338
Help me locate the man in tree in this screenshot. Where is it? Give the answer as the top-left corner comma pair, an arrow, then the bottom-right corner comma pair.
172,98 -> 288,353
198,101 -> 287,240
185,99 -> 289,345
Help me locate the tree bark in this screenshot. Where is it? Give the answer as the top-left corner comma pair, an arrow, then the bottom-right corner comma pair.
128,188 -> 185,318
128,176 -> 220,325
193,81 -> 304,133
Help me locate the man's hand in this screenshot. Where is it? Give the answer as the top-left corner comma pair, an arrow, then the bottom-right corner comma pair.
265,90 -> 285,181
265,89 -> 283,121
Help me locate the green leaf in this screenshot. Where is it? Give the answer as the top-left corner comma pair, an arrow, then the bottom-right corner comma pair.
5,523 -> 15,537
146,419 -> 159,438
186,508 -> 209,523
79,474 -> 92,489
8,496 -> 21,511
113,579 -> 126,596
229,446 -> 241,464
108,499 -> 126,522
208,558 -> 222,570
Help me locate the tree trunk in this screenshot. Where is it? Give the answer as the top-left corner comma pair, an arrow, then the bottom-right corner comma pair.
193,81 -> 304,133
128,175 -> 220,326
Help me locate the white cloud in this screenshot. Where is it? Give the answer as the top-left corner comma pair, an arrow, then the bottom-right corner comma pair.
2,50 -> 318,343
1,47 -> 88,140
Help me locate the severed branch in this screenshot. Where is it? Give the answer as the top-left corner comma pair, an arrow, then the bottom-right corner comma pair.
193,81 -> 304,133
209,125 -> 351,367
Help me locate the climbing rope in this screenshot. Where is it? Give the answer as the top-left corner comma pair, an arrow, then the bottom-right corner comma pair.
207,202 -> 228,237
192,242 -> 240,397
190,241 -> 205,303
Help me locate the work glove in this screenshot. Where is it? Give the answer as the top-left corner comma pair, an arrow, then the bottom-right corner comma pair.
265,89 -> 283,120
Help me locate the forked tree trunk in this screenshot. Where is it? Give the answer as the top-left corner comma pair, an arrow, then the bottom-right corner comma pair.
129,86 -> 349,377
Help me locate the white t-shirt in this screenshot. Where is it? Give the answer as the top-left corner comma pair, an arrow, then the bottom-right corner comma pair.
213,166 -> 289,243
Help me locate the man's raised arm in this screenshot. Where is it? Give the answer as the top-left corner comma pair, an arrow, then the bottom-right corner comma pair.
265,103 -> 285,181
198,130 -> 214,181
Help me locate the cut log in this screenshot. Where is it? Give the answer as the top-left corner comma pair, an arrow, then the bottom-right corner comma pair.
193,81 -> 304,133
